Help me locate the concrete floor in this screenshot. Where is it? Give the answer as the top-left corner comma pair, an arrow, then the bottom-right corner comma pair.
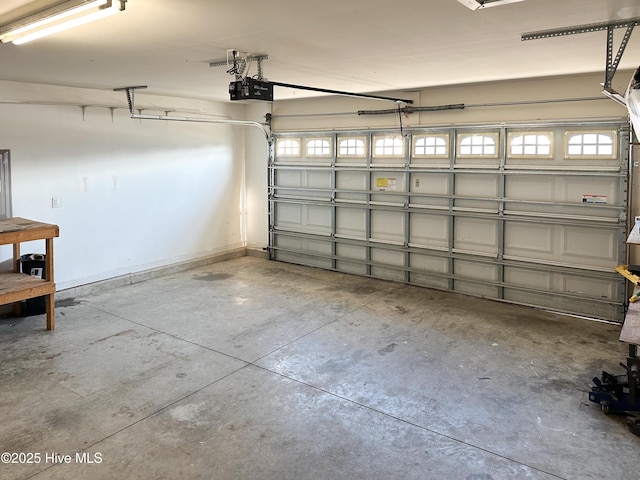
0,256 -> 637,480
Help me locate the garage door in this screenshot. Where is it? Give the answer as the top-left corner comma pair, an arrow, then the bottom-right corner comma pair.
269,120 -> 630,322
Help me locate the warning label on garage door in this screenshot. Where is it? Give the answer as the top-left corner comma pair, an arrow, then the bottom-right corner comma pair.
582,194 -> 607,204
376,178 -> 397,191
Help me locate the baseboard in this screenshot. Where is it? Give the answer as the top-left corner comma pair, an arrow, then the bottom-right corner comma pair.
56,247 -> 248,301
246,247 -> 269,259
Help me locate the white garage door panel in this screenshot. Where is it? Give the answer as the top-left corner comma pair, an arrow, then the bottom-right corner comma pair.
371,173 -> 407,206
276,170 -> 303,187
371,248 -> 404,266
303,204 -> 331,232
506,175 -> 620,219
276,170 -> 331,188
504,267 -> 552,289
410,172 -> 450,207
274,235 -> 332,255
565,178 -> 618,204
336,243 -> 366,260
505,223 -> 618,268
410,272 -> 450,289
563,275 -> 616,299
561,226 -> 617,265
506,176 -> 619,203
455,280 -> 500,297
505,176 -> 552,200
371,210 -> 405,243
275,170 -> 330,199
454,217 -> 498,254
275,204 -> 331,234
410,253 -> 449,273
275,203 -> 302,227
454,259 -> 498,281
336,260 -> 367,276
307,171 -> 332,189
336,208 -> 366,238
306,206 -> 332,232
410,213 -> 449,248
371,265 -> 405,282
503,267 -> 617,300
336,171 -> 368,202
273,234 -> 334,269
504,289 -> 618,320
455,173 -> 500,197
504,222 -> 553,255
274,250 -> 333,269
409,253 -> 450,289
453,173 -> 500,212
271,122 -> 628,322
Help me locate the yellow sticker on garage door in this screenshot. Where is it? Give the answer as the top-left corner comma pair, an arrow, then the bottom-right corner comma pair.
376,178 -> 396,191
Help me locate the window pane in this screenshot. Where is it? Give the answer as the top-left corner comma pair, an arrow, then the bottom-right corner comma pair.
507,132 -> 553,158
413,134 -> 449,157
338,138 -> 366,157
306,138 -> 331,157
373,136 -> 404,157
458,134 -> 498,157
564,131 -> 616,159
276,138 -> 301,157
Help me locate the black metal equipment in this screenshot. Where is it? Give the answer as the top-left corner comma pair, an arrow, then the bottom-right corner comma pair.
229,77 -> 273,101
589,345 -> 640,435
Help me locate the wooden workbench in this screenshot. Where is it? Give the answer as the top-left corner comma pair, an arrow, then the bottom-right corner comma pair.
0,218 -> 59,330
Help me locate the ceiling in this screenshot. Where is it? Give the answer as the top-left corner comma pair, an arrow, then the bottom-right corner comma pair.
0,0 -> 639,103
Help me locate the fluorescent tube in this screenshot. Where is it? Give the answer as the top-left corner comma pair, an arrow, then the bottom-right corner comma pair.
0,1 -> 123,45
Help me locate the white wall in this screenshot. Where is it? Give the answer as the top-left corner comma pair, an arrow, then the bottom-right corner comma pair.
269,71 -> 633,130
243,102 -> 272,252
0,81 -> 247,290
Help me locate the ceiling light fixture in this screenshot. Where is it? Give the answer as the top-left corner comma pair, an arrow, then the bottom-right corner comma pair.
0,0 -> 126,45
457,0 -> 525,10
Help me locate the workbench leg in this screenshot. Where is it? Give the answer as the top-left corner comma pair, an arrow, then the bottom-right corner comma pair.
13,242 -> 20,272
11,243 -> 22,317
45,237 -> 55,330
45,293 -> 54,330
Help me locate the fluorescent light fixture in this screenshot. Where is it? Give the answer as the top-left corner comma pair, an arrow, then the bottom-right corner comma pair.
457,0 -> 525,10
0,0 -> 126,45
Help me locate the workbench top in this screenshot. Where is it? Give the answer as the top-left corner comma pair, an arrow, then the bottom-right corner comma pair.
0,217 -> 59,245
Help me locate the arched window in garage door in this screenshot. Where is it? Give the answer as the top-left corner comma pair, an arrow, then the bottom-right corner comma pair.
457,132 -> 499,157
565,131 -> 617,159
508,132 -> 553,158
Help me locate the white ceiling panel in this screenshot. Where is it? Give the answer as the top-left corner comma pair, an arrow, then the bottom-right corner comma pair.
0,0 -> 639,101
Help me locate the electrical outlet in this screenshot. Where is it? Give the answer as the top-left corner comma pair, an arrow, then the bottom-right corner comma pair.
51,197 -> 61,208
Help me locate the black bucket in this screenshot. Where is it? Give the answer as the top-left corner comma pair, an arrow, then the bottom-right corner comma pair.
20,253 -> 46,315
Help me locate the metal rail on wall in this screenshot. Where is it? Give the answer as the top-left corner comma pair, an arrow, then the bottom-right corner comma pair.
113,85 -> 272,142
